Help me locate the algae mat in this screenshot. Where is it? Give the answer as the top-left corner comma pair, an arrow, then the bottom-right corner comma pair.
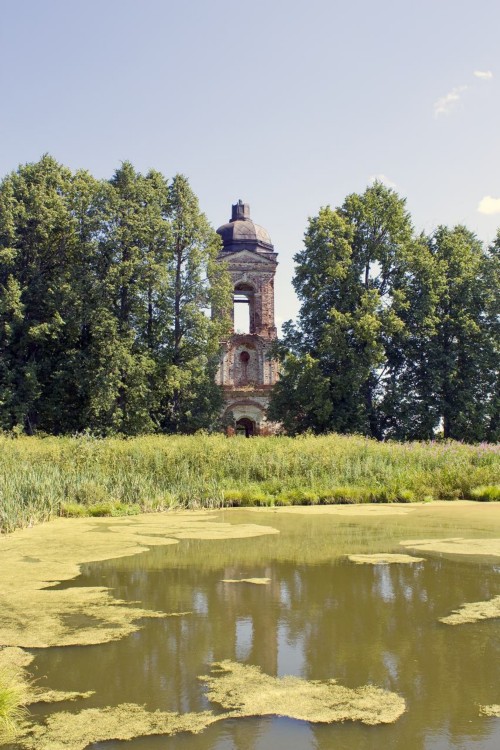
401,537 -> 500,560
347,553 -> 425,565
3,504 -> 500,750
0,513 -> 278,648
202,660 -> 405,725
440,594 -> 500,625
18,661 -> 405,749
480,705 -> 500,718
0,647 -> 93,706
19,705 -> 218,750
221,577 -> 271,585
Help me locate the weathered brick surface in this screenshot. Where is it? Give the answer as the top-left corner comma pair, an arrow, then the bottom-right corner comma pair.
215,204 -> 280,435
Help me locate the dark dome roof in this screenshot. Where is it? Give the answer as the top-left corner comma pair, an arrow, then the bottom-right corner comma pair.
217,200 -> 274,253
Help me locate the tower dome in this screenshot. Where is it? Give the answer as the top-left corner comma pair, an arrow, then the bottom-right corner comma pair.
217,200 -> 274,253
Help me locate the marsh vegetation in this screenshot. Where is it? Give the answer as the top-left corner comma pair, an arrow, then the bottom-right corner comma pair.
1,434 -> 498,534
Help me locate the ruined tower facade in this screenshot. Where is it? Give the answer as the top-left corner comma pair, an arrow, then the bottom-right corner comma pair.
215,201 -> 279,436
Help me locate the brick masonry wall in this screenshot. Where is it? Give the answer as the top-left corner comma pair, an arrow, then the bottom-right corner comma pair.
216,244 -> 280,432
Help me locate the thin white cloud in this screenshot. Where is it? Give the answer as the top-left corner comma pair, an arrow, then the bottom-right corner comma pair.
474,70 -> 493,80
434,85 -> 468,117
478,196 -> 500,215
369,174 -> 398,190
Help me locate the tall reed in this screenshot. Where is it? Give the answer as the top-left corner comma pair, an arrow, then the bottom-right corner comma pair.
0,434 -> 498,533
0,666 -> 29,743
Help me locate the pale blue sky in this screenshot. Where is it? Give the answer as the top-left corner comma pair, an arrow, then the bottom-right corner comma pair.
1,0 -> 499,326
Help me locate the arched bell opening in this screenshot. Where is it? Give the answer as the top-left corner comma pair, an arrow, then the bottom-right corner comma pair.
233,283 -> 255,334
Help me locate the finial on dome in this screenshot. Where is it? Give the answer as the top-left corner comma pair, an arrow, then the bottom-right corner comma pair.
231,200 -> 250,221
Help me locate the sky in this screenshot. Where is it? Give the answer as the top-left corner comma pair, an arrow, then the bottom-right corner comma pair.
1,0 -> 499,328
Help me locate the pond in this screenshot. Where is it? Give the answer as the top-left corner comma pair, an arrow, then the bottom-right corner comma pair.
5,504 -> 500,749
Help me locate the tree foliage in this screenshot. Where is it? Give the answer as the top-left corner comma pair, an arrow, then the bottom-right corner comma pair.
270,183 -> 499,441
0,156 -> 231,435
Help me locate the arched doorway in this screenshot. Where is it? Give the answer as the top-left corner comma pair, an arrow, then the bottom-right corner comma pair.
235,417 -> 255,437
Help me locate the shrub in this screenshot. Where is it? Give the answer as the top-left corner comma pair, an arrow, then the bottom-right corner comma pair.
396,489 -> 416,503
470,485 -> 500,502
317,487 -> 369,504
276,489 -> 319,505
60,502 -> 87,518
73,482 -> 109,506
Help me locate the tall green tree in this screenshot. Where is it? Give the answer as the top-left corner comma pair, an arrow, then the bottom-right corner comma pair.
82,162 -> 169,434
83,166 -> 231,435
157,174 -> 231,432
269,183 -> 413,437
483,231 -> 500,441
0,155 -> 84,433
426,226 -> 498,440
377,232 -> 444,440
0,158 -> 231,435
382,226 -> 499,441
270,184 -> 498,442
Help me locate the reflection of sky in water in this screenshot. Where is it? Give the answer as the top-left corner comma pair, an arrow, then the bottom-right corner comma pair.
280,581 -> 291,608
382,650 -> 399,681
293,570 -> 302,597
212,718 -> 315,750
374,566 -> 396,602
235,617 -> 253,661
424,731 -> 500,750
403,583 -> 413,601
193,591 -> 208,615
254,718 -> 315,750
277,622 -> 304,677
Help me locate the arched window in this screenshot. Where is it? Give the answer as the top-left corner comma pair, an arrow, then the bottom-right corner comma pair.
239,350 -> 250,385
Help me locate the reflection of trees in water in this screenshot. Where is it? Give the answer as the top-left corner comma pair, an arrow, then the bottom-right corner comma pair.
299,561 -> 500,750
34,522 -> 500,750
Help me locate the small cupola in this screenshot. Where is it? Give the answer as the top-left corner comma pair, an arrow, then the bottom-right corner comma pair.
217,201 -> 274,253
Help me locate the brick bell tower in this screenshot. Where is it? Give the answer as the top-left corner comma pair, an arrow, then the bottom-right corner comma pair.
215,200 -> 279,436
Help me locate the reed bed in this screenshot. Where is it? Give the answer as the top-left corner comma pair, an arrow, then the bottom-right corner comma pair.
0,665 -> 29,744
0,434 -> 498,533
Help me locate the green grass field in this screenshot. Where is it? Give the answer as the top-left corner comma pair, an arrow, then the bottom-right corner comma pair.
0,434 -> 498,533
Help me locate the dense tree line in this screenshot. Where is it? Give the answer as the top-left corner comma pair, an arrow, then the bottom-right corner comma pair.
0,156 -> 231,435
1,161 -> 497,441
268,183 -> 499,441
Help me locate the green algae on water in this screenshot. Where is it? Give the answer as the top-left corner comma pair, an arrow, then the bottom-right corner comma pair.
480,704 -> 500,717
252,504 -> 416,516
0,513 -> 278,648
200,660 -> 406,725
440,594 -> 500,625
0,647 -> 91,705
221,577 -> 271,585
0,648 -> 34,671
20,704 -> 219,750
348,553 -> 425,565
17,659 -> 407,749
401,537 -> 500,560
30,689 -> 95,704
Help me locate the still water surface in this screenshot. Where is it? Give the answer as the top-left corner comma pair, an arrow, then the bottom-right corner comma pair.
29,508 -> 500,749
